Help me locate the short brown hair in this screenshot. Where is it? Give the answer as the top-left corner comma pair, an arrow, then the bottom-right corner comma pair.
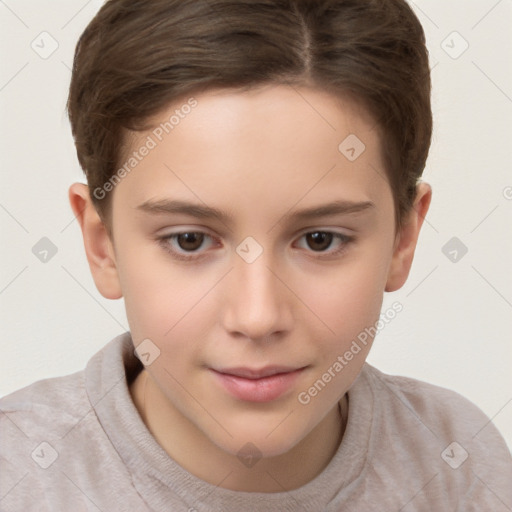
67,0 -> 432,233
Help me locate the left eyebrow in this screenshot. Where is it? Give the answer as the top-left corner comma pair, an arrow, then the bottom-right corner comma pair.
281,199 -> 376,222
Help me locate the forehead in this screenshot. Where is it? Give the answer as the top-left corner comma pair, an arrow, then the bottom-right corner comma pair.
113,85 -> 390,222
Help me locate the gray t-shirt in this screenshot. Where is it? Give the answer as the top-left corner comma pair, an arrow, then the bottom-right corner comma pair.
1,332 -> 511,511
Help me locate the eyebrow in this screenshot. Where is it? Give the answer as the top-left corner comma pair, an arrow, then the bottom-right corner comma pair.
135,198 -> 375,224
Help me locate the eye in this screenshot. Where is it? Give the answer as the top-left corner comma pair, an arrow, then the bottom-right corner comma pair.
158,231 -> 217,261
158,229 -> 354,262
295,231 -> 353,256
174,232 -> 206,251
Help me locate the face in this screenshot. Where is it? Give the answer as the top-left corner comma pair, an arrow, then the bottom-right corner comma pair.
107,85 -> 397,457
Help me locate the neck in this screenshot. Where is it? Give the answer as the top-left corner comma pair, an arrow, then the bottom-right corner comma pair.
130,369 -> 348,492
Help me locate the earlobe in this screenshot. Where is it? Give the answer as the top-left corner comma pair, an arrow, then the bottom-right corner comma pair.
68,183 -> 123,300
385,182 -> 432,292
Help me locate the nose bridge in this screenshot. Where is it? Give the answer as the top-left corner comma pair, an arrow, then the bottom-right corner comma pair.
222,243 -> 292,339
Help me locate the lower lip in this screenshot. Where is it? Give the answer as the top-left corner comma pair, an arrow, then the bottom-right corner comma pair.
211,368 -> 305,403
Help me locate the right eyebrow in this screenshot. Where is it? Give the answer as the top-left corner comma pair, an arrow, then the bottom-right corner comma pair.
136,199 -> 235,225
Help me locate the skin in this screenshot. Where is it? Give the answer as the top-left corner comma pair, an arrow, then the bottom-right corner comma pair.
69,84 -> 431,492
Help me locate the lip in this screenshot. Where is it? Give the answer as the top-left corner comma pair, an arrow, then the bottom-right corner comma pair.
210,366 -> 306,403
214,365 -> 301,379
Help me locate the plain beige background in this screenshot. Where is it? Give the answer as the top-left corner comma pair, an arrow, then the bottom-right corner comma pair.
1,0 -> 511,449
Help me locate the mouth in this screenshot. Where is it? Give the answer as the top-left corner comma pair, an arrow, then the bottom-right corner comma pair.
210,365 -> 307,403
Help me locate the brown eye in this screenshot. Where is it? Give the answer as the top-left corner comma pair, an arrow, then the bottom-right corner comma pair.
295,230 -> 353,258
176,232 -> 205,251
305,232 -> 334,251
158,231 -> 219,262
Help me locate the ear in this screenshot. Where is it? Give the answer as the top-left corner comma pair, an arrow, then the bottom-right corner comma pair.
68,183 -> 123,300
385,182 -> 432,292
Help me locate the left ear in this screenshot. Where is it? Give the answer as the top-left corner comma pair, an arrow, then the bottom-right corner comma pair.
385,182 -> 432,292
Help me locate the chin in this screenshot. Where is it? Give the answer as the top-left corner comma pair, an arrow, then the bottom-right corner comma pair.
209,422 -> 307,460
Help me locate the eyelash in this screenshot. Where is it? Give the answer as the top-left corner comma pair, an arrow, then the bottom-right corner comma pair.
157,230 -> 354,262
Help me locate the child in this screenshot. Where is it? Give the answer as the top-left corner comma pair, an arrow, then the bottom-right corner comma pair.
1,0 -> 511,510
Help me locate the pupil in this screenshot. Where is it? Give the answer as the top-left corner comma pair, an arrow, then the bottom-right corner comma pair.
178,233 -> 203,251
307,232 -> 332,251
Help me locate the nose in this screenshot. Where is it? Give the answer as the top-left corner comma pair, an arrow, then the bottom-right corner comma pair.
221,249 -> 294,342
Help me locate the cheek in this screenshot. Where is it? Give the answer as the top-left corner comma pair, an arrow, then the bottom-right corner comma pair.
293,245 -> 393,388
293,261 -> 388,412
298,258 -> 389,337
116,244 -> 199,338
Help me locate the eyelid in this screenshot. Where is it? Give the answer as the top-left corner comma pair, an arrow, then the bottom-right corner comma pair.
294,225 -> 354,237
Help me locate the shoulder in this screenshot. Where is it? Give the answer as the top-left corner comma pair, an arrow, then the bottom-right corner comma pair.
0,370 -> 90,440
0,333 -> 133,446
0,332 -> 134,430
0,371 -> 91,510
356,364 -> 512,509
0,335 -> 138,511
361,363 -> 503,440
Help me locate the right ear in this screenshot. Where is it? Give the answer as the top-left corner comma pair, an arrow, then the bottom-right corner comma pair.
68,183 -> 123,300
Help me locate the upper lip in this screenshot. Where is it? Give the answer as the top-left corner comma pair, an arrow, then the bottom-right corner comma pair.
212,366 -> 305,380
